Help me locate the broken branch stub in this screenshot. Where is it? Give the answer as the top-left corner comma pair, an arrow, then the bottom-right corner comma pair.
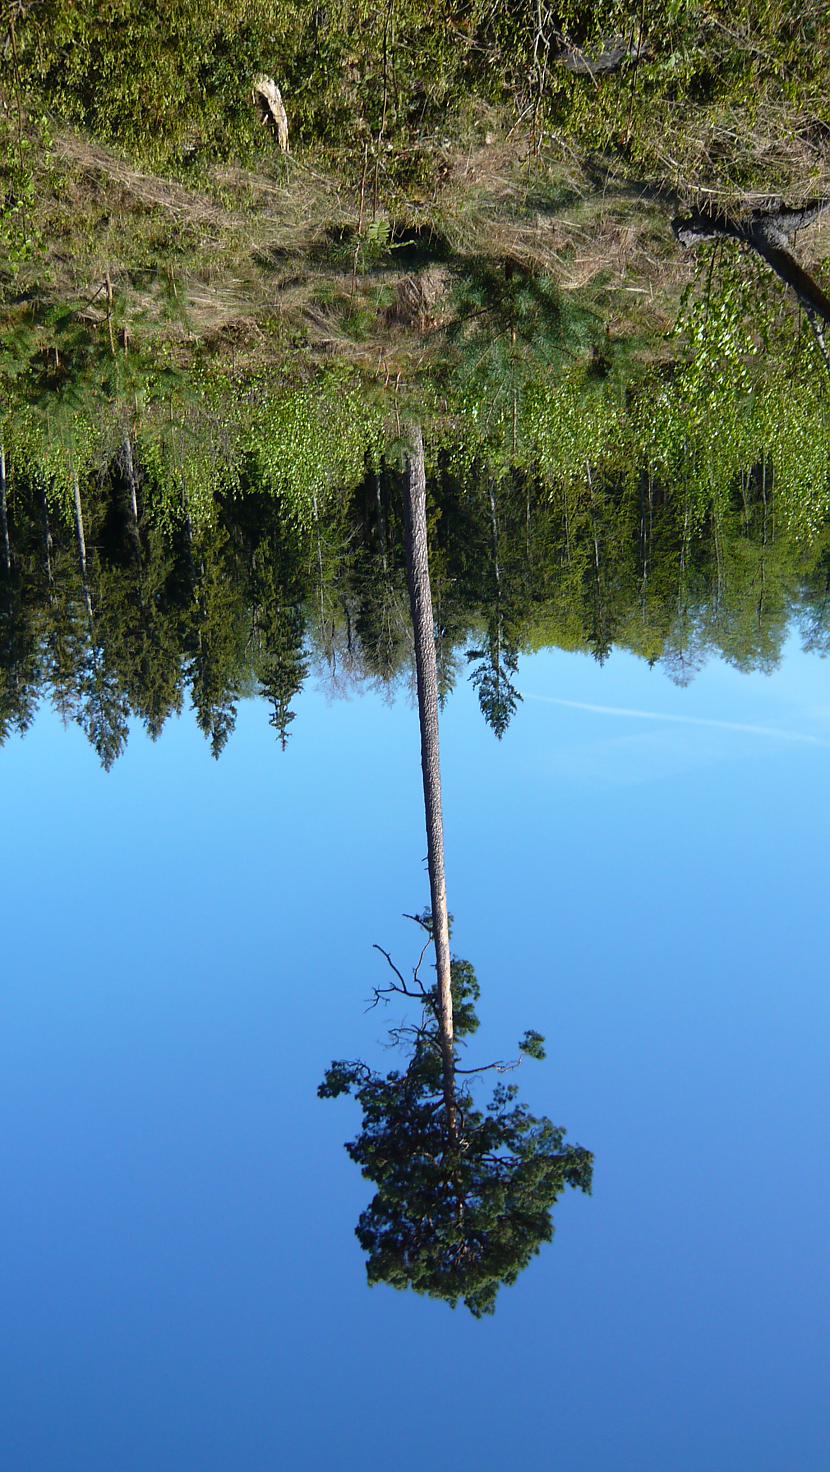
252,75 -> 289,153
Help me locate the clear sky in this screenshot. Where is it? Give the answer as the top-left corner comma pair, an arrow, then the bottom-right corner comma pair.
1,640 -> 828,1472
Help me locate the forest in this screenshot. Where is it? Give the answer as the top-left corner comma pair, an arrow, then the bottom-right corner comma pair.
2,452 -> 828,766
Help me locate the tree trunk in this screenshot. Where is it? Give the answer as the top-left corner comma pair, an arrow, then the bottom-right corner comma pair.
311,491 -> 334,673
402,425 -> 456,1134
41,483 -> 53,587
73,469 -> 93,622
122,433 -> 141,549
755,241 -> 830,327
0,442 -> 10,573
488,482 -> 504,710
375,470 -> 388,573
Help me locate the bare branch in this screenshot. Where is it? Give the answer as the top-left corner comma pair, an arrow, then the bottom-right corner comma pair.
372,943 -> 411,992
412,933 -> 432,987
368,942 -> 431,1019
456,1058 -> 523,1076
402,910 -> 432,931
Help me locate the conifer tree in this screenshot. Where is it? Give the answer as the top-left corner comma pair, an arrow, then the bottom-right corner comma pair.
320,938 -> 592,1317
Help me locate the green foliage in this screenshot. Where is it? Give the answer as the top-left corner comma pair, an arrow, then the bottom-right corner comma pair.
519,373 -> 627,487
445,261 -> 601,465
519,1030 -> 547,1061
634,252 -> 830,535
246,375 -> 385,527
13,0 -> 289,170
3,432 -> 828,764
136,376 -> 246,532
0,125 -> 42,276
253,531 -> 310,749
188,527 -> 248,757
465,635 -> 522,738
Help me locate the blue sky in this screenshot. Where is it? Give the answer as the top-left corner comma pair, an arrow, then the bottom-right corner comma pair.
1,640 -> 828,1471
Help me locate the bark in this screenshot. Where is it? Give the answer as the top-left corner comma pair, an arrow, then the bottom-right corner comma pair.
488,482 -> 504,709
402,426 -> 456,1135
311,492 -> 333,671
374,470 -> 388,573
0,442 -> 10,573
252,75 -> 289,152
41,483 -> 53,587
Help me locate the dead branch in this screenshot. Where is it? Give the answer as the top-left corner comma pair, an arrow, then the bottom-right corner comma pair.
370,943 -> 428,1004
456,1059 -> 522,1076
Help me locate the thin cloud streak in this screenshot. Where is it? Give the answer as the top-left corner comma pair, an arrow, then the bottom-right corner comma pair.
522,693 -> 826,745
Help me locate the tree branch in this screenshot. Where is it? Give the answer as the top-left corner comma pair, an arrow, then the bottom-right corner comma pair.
673,200 -> 830,326
371,943 -> 426,999
456,1058 -> 522,1076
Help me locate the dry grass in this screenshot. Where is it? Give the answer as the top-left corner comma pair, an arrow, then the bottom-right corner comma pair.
54,133 -> 239,227
28,114 -> 830,380
645,101 -> 830,211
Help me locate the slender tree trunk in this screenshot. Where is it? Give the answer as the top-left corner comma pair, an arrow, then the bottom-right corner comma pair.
402,425 -> 456,1135
182,494 -> 195,568
73,469 -> 93,622
122,432 -> 141,550
41,483 -> 53,587
375,470 -> 388,573
0,442 -> 10,573
311,491 -> 334,673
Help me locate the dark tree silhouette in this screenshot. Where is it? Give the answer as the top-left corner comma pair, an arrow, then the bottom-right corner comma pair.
0,441 -> 822,765
320,929 -> 592,1317
465,482 -> 523,738
466,632 -> 522,737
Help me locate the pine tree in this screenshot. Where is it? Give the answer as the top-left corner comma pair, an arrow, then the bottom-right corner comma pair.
320,946 -> 592,1317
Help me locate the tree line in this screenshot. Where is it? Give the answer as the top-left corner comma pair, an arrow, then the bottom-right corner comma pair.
2,451 -> 828,765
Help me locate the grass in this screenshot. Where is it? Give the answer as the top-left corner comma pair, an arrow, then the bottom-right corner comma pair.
5,116 -> 702,382
3,0 -> 827,364
15,112 -> 827,388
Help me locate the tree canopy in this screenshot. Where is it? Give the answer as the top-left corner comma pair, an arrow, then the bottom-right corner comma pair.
320,945 -> 592,1317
